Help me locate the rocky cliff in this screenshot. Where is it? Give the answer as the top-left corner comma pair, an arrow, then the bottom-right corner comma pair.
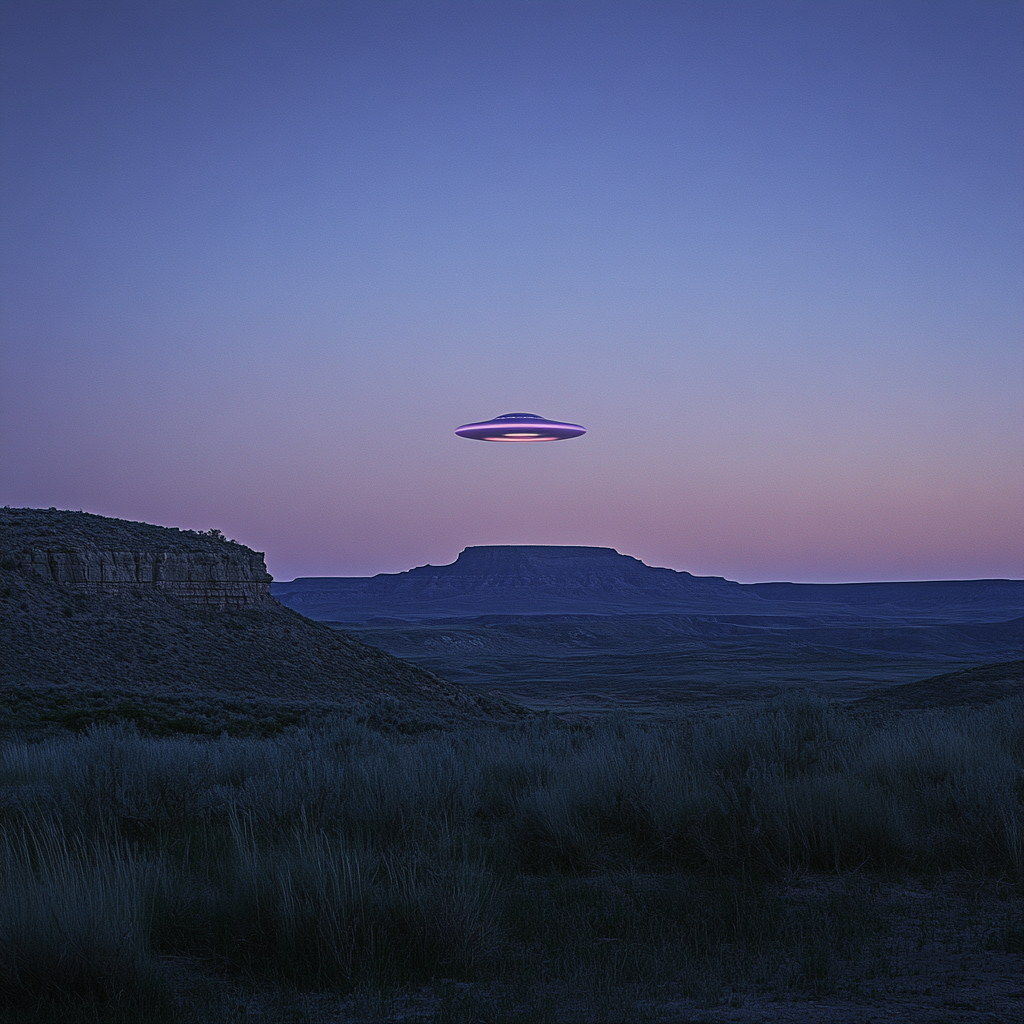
1,508 -> 271,608
0,508 -> 528,736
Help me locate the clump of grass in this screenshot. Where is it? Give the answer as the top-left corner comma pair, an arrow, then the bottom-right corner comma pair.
0,695 -> 1020,1019
0,824 -> 172,1021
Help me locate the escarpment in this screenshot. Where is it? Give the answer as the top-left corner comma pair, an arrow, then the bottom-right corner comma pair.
2,508 -> 271,608
12,548 -> 271,608
0,507 -> 528,736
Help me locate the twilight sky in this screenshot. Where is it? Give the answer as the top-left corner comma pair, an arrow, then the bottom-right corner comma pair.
1,0 -> 1021,583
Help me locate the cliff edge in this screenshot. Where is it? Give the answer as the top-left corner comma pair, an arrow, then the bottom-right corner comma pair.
0,508 -> 527,736
1,508 -> 272,608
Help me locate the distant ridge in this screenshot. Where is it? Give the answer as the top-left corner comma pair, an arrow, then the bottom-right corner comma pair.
272,545 -> 1023,623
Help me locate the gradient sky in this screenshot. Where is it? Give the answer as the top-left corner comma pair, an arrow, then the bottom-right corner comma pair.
1,0 -> 1021,583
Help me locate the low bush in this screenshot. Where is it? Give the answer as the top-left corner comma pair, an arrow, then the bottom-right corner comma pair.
0,825 -> 172,1021
0,695 -> 1020,1018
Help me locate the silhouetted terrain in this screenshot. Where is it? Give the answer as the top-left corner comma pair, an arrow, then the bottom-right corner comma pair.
2,513 -> 1021,1024
274,544 -> 1022,620
329,614 -> 1022,711
6,515 -> 1017,729
274,545 -> 750,617
273,545 -> 1022,711
850,659 -> 1023,711
0,509 -> 526,736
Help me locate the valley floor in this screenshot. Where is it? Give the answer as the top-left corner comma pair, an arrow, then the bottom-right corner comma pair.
328,614 -> 1023,714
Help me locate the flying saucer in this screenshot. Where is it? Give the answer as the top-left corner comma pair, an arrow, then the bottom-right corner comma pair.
455,412 -> 586,442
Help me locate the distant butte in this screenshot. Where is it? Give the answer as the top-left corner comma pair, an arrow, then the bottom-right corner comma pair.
272,544 -> 1023,623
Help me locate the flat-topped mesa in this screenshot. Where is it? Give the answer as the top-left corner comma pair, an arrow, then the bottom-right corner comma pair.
1,508 -> 272,609
429,545 -> 728,590
272,543 -> 749,620
449,544 -> 644,570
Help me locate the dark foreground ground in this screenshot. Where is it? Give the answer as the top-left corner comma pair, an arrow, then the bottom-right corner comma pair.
153,870 -> 1021,1023
1,696 -> 1020,1024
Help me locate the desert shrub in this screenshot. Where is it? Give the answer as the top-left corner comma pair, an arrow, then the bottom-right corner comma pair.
0,822 -> 170,1019
5,698 -> 1020,876
0,695 -> 1020,1016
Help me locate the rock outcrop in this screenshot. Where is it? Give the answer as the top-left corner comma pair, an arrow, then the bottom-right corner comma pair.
0,507 -> 529,736
12,548 -> 271,608
1,508 -> 271,608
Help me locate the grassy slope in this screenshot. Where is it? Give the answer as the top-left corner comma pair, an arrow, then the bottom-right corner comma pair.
1,514 -> 527,737
851,659 -> 1023,711
0,506 -> 258,556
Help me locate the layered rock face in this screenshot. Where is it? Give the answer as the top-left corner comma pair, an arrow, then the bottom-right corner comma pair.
14,548 -> 272,608
2,509 -> 272,608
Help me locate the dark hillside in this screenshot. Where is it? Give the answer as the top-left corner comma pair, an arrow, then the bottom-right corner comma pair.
851,660 -> 1023,711
1,506 -> 250,554
0,509 -> 527,736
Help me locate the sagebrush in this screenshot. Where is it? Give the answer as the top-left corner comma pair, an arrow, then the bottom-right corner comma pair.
1,695 -> 1020,1020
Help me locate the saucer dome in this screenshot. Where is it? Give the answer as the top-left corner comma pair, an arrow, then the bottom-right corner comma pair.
455,412 -> 586,442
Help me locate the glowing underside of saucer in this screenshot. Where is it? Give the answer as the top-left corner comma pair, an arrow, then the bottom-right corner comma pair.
455,413 -> 586,442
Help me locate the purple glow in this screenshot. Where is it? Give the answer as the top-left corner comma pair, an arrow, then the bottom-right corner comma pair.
456,413 -> 587,442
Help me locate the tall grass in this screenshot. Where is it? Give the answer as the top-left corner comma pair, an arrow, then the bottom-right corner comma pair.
0,824 -> 170,1021
1,695 -> 1020,1018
